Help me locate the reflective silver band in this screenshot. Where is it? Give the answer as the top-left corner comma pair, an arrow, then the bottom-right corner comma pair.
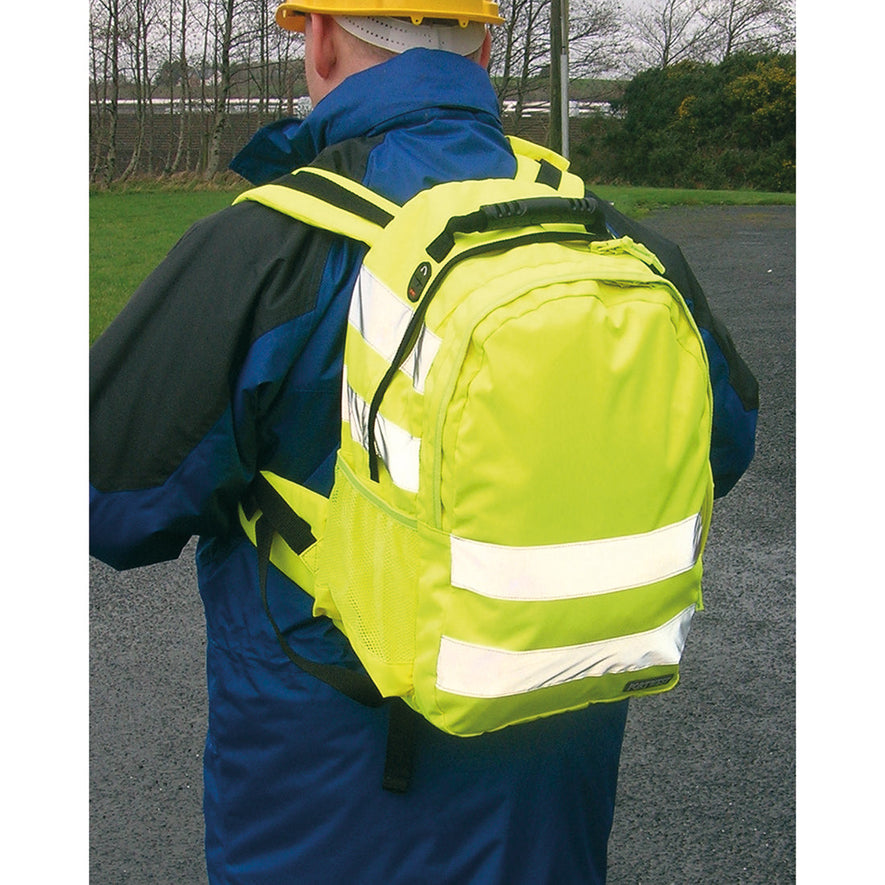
436,605 -> 695,698
348,265 -> 441,394
342,370 -> 421,493
450,513 -> 703,601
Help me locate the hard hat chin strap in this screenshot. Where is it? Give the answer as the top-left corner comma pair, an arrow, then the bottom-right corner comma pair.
335,15 -> 487,55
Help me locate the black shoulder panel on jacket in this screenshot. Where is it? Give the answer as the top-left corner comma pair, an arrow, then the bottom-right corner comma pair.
90,201 -> 333,492
310,134 -> 386,178
90,134 -> 389,494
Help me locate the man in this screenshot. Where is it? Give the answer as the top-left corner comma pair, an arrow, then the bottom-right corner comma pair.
90,2 -> 758,882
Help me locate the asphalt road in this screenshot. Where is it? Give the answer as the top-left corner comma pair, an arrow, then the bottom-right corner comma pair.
89,204 -> 796,884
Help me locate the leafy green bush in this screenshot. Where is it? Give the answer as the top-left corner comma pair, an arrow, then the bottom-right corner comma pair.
571,53 -> 795,192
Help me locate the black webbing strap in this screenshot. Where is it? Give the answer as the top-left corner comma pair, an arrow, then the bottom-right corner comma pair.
535,158 -> 564,190
383,699 -> 419,794
255,516 -> 384,707
253,509 -> 418,792
279,169 -> 395,229
252,473 -> 316,555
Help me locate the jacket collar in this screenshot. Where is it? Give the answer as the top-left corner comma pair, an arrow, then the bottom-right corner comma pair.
230,49 -> 503,185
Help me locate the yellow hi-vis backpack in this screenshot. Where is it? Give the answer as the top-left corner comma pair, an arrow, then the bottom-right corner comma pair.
236,138 -> 714,744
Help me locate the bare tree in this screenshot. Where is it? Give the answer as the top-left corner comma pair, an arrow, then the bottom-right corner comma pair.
629,0 -> 719,68
202,0 -> 234,177
154,0 -> 196,174
492,0 -> 626,134
90,0 -> 113,181
491,0 -> 551,129
117,0 -> 164,180
90,0 -> 123,183
269,31 -> 307,118
704,0 -> 795,59
252,0 -> 272,117
570,0 -> 631,79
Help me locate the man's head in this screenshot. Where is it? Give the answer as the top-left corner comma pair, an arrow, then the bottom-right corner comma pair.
275,0 -> 503,103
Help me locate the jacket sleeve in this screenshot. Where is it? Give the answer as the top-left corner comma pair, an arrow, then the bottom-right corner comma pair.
591,194 -> 759,497
89,201 -> 333,570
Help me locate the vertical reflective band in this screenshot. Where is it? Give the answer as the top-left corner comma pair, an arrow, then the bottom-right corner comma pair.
348,265 -> 441,393
450,513 -> 703,601
436,605 -> 696,698
342,370 -> 421,493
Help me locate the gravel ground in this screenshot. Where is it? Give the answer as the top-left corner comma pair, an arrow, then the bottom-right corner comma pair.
89,204 -> 796,884
605,205 -> 795,884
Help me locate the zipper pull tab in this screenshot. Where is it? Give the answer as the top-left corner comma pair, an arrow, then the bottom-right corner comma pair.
592,236 -> 666,274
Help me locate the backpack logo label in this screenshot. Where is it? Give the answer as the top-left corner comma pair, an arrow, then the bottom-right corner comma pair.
623,675 -> 675,693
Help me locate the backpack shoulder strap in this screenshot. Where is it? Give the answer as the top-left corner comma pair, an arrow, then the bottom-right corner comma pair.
234,166 -> 401,247
239,474 -> 417,792
236,141 -> 583,241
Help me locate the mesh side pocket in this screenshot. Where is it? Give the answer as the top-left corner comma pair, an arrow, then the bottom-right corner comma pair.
317,464 -> 419,687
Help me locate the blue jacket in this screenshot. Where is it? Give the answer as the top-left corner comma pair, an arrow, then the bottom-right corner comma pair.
90,50 -> 757,885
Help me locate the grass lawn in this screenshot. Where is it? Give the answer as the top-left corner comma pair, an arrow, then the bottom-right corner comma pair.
89,188 -> 245,343
587,184 -> 795,217
89,182 -> 793,344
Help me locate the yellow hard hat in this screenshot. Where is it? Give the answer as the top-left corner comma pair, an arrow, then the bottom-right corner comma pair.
276,0 -> 504,32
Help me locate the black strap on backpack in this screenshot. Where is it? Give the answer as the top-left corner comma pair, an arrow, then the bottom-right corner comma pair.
250,477 -> 418,793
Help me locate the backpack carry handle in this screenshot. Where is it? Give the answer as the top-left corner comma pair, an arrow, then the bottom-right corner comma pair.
427,196 -> 605,261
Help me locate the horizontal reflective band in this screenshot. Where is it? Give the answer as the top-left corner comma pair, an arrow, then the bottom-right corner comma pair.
348,266 -> 441,394
451,512 -> 703,601
436,605 -> 695,698
342,372 -> 421,493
